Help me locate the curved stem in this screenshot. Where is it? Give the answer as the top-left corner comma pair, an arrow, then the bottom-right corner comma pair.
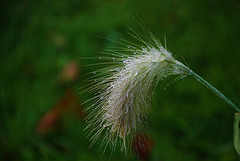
175,62 -> 240,156
177,63 -> 240,112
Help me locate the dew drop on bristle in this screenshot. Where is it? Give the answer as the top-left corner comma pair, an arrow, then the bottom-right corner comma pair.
181,75 -> 187,79
121,147 -> 124,152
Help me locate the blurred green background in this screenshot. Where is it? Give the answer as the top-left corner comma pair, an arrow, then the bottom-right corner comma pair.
1,0 -> 240,161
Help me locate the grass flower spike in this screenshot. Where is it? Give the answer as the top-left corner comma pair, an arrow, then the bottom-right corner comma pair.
84,27 -> 240,156
84,33 -> 187,153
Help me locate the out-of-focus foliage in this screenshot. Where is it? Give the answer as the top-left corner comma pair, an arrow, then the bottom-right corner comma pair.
0,0 -> 240,161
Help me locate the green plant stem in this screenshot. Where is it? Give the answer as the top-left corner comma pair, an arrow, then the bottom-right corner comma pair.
234,112 -> 240,155
177,64 -> 240,113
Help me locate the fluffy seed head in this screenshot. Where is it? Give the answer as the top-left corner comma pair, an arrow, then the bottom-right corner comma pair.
84,32 -> 187,154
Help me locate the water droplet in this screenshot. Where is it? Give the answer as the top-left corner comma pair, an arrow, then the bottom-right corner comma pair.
125,108 -> 128,114
181,75 -> 186,79
133,72 -> 138,76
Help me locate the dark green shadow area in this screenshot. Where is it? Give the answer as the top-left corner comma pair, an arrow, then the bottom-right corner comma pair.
1,0 -> 240,161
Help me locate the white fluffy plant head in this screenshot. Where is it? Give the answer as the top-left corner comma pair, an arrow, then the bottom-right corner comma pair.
83,28 -> 189,155
82,22 -> 240,157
